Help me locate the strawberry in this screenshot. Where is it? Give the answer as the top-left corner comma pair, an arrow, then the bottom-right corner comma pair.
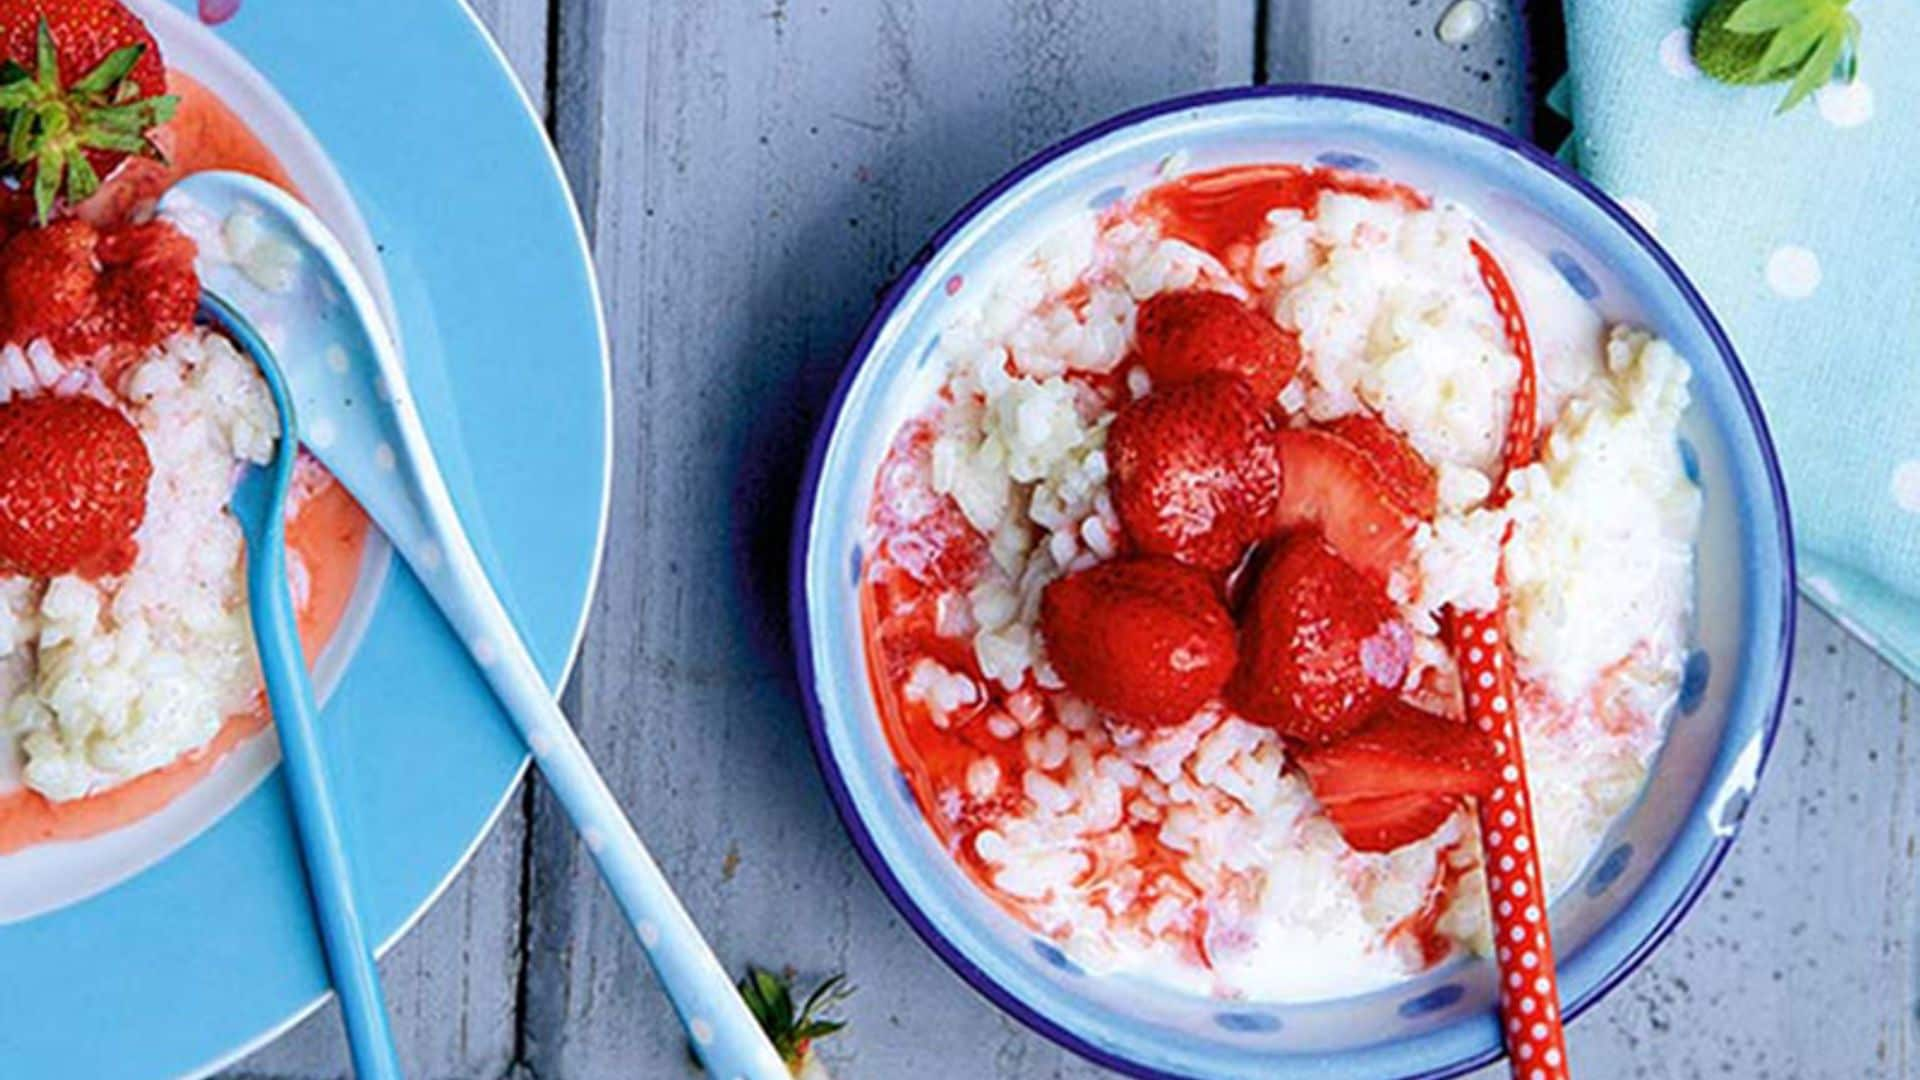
0,394 -> 151,577
91,218 -> 197,347
0,4 -> 178,222
0,216 -> 198,354
1321,793 -> 1461,854
0,216 -> 96,343
1322,413 -> 1437,519
1270,428 -> 1418,585
1040,556 -> 1236,727
1294,701 -> 1498,852
1230,532 -> 1413,743
1134,290 -> 1302,403
1293,700 -> 1499,802
1107,374 -> 1282,573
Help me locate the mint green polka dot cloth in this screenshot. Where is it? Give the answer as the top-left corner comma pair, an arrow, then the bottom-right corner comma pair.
1555,0 -> 1920,683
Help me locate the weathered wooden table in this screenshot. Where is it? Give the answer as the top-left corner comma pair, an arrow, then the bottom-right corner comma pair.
228,2 -> 1916,1077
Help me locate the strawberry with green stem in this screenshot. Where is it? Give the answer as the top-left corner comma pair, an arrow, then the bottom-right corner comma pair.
733,967 -> 852,1078
1693,0 -> 1863,113
0,5 -> 179,222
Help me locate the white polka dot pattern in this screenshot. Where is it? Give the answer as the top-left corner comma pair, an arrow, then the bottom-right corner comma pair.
1452,603 -> 1569,1078
1453,239 -> 1569,1079
1470,238 -> 1537,479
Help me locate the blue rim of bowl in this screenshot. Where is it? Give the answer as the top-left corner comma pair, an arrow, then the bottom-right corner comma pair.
789,83 -> 1797,1080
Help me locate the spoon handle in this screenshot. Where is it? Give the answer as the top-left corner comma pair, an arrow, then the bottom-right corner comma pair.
411,509 -> 788,1080
245,476 -> 404,1080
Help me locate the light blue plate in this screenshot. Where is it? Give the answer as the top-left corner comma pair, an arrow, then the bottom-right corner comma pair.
0,2 -> 608,1076
795,87 -> 1794,1078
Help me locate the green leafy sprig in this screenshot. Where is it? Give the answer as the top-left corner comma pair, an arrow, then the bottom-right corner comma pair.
736,966 -> 853,1074
1692,0 -> 1862,113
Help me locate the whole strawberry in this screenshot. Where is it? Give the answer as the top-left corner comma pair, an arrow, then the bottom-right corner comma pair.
1107,374 -> 1282,573
0,3 -> 179,221
0,394 -> 152,577
1230,531 -> 1412,743
0,217 -> 99,345
1040,556 -> 1236,727
0,216 -> 198,354
1134,290 -> 1302,403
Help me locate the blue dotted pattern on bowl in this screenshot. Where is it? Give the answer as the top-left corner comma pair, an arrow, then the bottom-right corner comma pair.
1033,940 -> 1084,975
1679,437 -> 1702,484
1586,844 -> 1635,898
1550,249 -> 1602,300
1215,1011 -> 1283,1034
849,544 -> 863,588
1397,983 -> 1467,1019
1680,650 -> 1713,715
1089,185 -> 1129,210
1314,150 -> 1380,173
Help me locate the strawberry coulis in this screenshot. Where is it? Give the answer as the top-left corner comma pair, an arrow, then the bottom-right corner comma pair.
859,165 -> 1455,974
1133,163 -> 1427,270
0,72 -> 371,853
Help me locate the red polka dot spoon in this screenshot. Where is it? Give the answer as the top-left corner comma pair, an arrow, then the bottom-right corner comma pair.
1449,237 -> 1570,1079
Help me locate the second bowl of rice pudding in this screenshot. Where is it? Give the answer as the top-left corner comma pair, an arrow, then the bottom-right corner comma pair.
796,87 -> 1793,1079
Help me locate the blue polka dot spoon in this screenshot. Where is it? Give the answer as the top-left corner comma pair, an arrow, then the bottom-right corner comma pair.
215,291 -> 403,1080
160,172 -> 788,1080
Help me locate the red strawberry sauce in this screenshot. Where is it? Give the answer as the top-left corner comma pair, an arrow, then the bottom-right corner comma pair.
0,70 -> 371,853
858,164 -> 1450,971
1135,164 -> 1426,270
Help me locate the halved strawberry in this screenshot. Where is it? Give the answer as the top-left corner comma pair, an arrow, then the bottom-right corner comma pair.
1322,413 -> 1437,519
1271,428 -> 1418,585
1292,700 -> 1499,803
1295,701 -> 1497,852
1230,532 -> 1412,743
1107,374 -> 1281,573
1321,793 -> 1461,854
0,5 -> 178,222
1134,290 -> 1302,403
0,393 -> 151,577
1040,556 -> 1236,727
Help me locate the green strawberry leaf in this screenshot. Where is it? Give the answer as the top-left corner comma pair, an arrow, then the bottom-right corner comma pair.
1753,15 -> 1826,78
1779,24 -> 1847,112
725,967 -> 853,1072
1692,0 -> 1863,113
1727,0 -> 1825,33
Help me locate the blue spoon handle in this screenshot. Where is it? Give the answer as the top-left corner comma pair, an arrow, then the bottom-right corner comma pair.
416,517 -> 788,1080
246,463 -> 405,1080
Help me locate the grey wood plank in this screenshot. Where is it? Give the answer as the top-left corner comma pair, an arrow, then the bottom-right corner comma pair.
525,2 -> 1253,1077
1265,0 -> 1536,134
222,1 -> 551,1077
1472,603 -> 1918,1079
224,812 -> 529,1080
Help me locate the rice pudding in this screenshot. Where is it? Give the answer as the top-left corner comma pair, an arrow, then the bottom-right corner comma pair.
860,164 -> 1701,1001
0,12 -> 370,853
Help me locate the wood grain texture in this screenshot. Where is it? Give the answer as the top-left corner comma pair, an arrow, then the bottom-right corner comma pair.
523,2 -> 1250,1077
220,1 -> 548,1077
1489,604 -> 1918,1080
1265,0 -> 1537,133
224,2 -> 1920,1078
